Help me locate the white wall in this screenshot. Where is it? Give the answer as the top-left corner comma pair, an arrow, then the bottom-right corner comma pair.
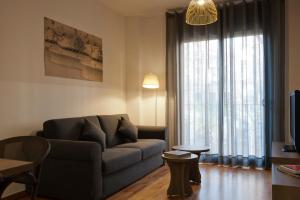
125,15 -> 166,126
0,0 -> 126,196
285,0 -> 300,142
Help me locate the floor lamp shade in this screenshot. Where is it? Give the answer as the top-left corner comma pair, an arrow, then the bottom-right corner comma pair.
142,73 -> 159,89
186,0 -> 218,26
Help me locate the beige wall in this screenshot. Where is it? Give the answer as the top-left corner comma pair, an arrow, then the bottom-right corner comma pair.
125,15 -> 166,126
285,0 -> 300,142
286,0 -> 300,92
0,0 -> 126,195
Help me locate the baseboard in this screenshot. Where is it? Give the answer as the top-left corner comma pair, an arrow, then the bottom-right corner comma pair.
2,191 -> 27,200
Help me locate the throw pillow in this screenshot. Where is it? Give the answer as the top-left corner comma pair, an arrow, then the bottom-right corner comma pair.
118,117 -> 138,142
80,119 -> 106,151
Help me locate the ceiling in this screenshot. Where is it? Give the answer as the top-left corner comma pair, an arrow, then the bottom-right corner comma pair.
98,0 -> 191,16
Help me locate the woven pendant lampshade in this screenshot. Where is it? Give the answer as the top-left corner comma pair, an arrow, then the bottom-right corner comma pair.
186,0 -> 218,25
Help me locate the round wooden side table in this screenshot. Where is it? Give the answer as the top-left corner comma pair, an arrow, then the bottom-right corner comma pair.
162,153 -> 198,198
172,145 -> 210,184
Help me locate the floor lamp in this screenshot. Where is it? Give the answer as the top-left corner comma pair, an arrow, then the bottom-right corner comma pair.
142,73 -> 159,126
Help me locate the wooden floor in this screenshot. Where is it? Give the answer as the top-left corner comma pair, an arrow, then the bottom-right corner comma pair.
108,164 -> 271,200
17,164 -> 271,200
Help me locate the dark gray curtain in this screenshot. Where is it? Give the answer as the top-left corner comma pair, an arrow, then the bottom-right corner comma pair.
262,0 -> 285,167
166,0 -> 285,168
166,9 -> 184,149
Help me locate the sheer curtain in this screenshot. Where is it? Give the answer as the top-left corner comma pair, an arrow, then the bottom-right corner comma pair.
182,34 -> 265,167
166,0 -> 285,168
182,39 -> 221,152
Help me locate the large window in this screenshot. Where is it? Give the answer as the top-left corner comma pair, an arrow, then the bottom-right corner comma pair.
182,35 -> 265,158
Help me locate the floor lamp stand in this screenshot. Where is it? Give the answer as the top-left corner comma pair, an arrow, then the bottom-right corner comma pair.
155,89 -> 158,126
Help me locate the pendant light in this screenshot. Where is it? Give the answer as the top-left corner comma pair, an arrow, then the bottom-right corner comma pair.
186,0 -> 218,25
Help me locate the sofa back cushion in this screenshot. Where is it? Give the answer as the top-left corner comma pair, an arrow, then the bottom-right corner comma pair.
43,116 -> 100,140
80,119 -> 106,151
98,114 -> 129,147
118,117 -> 138,142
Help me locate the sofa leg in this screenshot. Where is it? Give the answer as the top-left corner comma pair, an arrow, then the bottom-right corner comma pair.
162,150 -> 166,166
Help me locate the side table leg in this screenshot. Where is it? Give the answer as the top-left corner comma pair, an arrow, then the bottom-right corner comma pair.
167,161 -> 193,197
189,152 -> 201,184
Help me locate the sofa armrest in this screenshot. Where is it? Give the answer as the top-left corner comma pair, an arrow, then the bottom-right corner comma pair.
38,139 -> 102,200
137,126 -> 167,140
48,139 -> 102,161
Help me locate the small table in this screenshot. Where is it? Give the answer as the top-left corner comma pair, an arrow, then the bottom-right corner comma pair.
0,159 -> 33,198
172,145 -> 210,184
162,153 -> 198,197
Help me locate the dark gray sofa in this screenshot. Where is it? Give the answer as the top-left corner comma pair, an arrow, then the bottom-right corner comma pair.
37,114 -> 166,200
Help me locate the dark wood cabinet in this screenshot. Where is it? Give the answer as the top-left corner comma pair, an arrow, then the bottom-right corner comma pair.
271,142 -> 300,200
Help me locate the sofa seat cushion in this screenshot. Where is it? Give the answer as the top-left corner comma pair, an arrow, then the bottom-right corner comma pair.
102,148 -> 141,175
115,139 -> 165,160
